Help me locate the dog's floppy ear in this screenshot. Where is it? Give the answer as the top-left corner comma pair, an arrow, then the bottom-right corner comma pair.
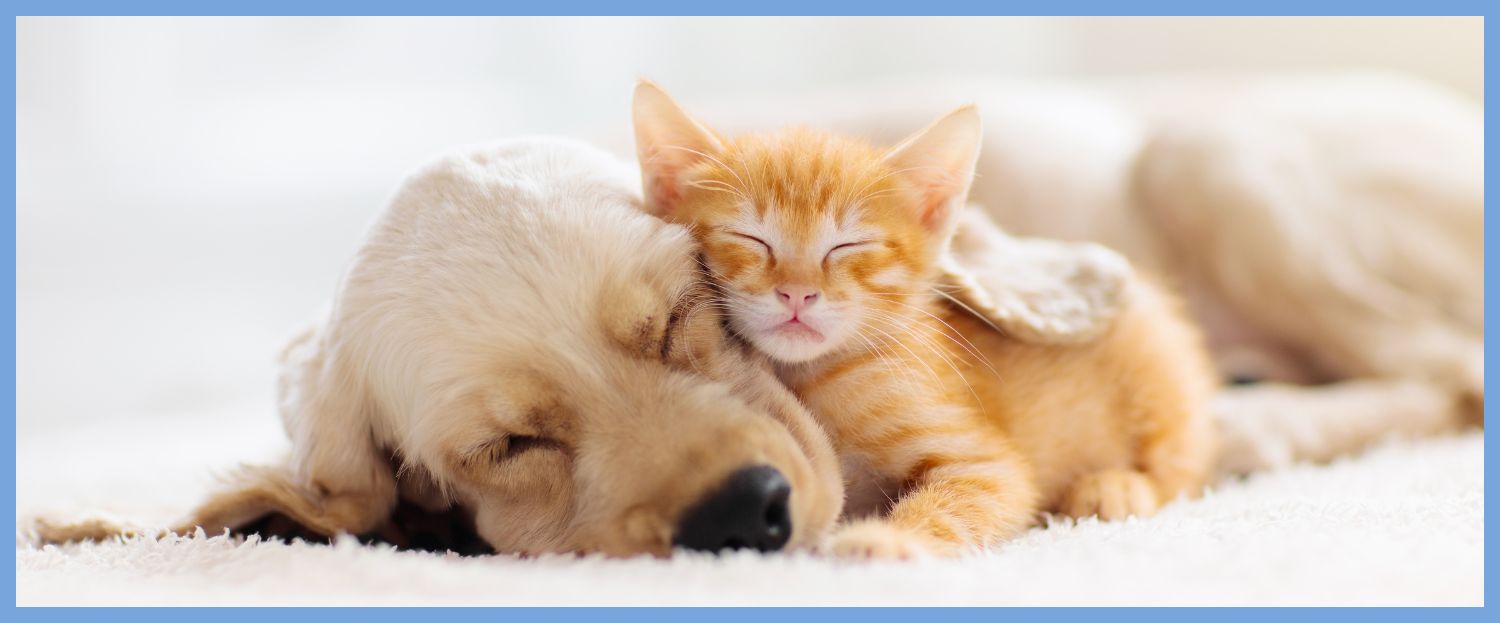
938,208 -> 1133,343
176,460 -> 395,538
32,458 -> 397,545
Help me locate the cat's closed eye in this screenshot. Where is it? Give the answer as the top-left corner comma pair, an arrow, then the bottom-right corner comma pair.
824,240 -> 875,264
728,232 -> 774,258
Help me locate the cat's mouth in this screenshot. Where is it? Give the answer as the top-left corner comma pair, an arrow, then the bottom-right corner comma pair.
769,318 -> 825,341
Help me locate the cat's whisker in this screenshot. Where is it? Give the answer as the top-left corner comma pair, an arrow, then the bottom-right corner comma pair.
691,262 -> 735,284
685,179 -> 749,202
859,317 -> 945,388
929,287 -> 1003,335
858,285 -> 962,297
869,332 -> 925,393
850,188 -> 903,205
863,283 -> 963,294
845,164 -> 958,209
844,164 -> 936,205
873,311 -> 994,387
862,311 -> 987,413
862,296 -> 1001,380
863,311 -> 963,381
852,327 -> 924,394
661,144 -> 753,199
848,329 -> 892,373
850,321 -> 924,391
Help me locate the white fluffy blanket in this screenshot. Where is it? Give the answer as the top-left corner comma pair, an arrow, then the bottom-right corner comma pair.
15,410 -> 1483,605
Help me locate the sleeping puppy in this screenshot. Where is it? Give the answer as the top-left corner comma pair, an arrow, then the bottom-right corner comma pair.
35,137 -> 844,556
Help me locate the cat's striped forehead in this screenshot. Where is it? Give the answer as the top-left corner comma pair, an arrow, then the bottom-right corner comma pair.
682,126 -> 934,275
724,127 -> 901,226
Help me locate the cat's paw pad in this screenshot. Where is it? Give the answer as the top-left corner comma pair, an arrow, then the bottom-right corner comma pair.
825,521 -> 934,560
1061,469 -> 1160,521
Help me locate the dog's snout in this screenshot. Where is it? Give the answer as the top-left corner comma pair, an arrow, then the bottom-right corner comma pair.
674,465 -> 792,553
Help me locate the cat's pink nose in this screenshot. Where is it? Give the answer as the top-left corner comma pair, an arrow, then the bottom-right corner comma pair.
776,286 -> 820,314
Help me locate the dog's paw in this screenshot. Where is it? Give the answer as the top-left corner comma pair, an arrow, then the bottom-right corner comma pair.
1061,469 -> 1160,521
1215,420 -> 1295,476
824,520 -> 939,561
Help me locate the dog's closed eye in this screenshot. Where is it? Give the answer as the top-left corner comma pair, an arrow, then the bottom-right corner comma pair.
463,434 -> 561,467
504,434 -> 558,458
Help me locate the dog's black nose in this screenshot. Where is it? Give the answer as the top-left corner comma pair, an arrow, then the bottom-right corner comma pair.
674,465 -> 792,553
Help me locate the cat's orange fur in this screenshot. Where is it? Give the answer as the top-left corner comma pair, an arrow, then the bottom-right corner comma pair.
634,81 -> 1216,558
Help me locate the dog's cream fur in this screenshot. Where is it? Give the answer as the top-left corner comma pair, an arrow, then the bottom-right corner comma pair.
969,74 -> 1485,471
36,137 -> 845,556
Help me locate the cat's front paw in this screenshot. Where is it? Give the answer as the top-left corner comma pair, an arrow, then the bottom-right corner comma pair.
1061,469 -> 1160,521
824,520 -> 940,560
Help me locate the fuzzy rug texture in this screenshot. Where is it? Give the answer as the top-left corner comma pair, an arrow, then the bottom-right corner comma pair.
14,410 -> 1484,606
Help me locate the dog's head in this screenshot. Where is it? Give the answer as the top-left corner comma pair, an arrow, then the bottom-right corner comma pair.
392,160 -> 847,555
84,138 -> 844,558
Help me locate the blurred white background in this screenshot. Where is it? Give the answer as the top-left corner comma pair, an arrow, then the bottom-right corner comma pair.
16,16 -> 1484,441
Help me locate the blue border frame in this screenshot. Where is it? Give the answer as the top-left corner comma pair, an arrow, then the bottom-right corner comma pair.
8,2 -> 1491,614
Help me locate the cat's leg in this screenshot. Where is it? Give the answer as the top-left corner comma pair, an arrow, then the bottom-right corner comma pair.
1059,410 -> 1213,521
827,422 -> 1039,559
1060,419 -> 1216,521
1061,281 -> 1219,521
1060,393 -> 1212,522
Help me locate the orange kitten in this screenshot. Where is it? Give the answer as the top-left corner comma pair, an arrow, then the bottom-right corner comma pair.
632,81 -> 1216,558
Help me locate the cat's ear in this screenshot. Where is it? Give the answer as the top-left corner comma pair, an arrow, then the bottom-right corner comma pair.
632,80 -> 725,217
883,104 -> 983,240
